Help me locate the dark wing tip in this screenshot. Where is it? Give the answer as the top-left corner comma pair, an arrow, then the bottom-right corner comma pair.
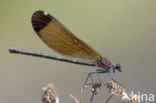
31,10 -> 53,33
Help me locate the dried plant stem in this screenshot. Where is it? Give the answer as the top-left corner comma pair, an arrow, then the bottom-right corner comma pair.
59,93 -> 79,103
105,94 -> 114,103
90,91 -> 95,103
42,81 -> 140,103
80,86 -> 85,103
42,84 -> 79,103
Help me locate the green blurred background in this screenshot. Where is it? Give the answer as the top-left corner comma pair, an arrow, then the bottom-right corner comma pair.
0,0 -> 156,103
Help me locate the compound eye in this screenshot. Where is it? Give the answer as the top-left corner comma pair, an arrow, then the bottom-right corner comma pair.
115,64 -> 122,72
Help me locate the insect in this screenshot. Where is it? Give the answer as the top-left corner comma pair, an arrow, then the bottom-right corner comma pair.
9,10 -> 122,85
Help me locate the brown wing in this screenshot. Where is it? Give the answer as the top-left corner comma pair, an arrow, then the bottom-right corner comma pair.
31,10 -> 102,62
